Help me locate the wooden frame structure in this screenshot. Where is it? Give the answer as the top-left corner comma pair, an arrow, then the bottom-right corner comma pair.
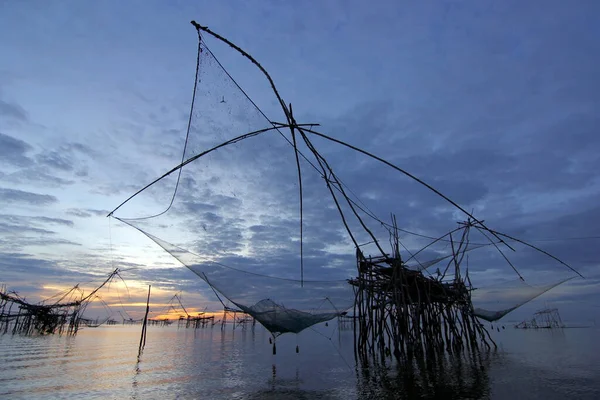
350,225 -> 496,361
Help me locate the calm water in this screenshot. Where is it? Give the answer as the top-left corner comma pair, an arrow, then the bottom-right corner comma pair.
0,323 -> 598,399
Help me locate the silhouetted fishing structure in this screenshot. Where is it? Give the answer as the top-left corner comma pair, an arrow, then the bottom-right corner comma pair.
178,314 -> 214,328
351,220 -> 496,361
107,21 -> 581,362
515,308 -> 565,329
0,269 -> 120,336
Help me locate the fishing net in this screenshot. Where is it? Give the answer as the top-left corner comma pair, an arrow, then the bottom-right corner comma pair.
471,276 -> 575,322
400,228 -> 580,322
109,26 -> 364,337
109,22 -> 581,337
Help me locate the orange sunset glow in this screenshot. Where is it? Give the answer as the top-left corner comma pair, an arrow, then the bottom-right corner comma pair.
34,277 -> 225,321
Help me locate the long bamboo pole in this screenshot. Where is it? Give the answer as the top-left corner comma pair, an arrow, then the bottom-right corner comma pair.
139,285 -> 151,353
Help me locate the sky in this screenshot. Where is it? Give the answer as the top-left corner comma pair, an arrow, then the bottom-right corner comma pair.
1,1 -> 599,323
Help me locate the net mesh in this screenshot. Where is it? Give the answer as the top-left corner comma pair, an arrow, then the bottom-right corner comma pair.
471,276 -> 574,322
111,31 -> 363,336
109,24 -> 580,336
126,229 -> 354,335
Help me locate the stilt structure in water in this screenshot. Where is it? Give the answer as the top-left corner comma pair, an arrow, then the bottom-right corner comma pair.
219,307 -> 255,331
178,314 -> 215,329
350,220 -> 496,361
232,313 -> 255,330
0,269 -> 120,336
515,308 -> 565,329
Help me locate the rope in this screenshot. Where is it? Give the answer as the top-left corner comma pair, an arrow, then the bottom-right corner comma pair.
123,29 -> 204,220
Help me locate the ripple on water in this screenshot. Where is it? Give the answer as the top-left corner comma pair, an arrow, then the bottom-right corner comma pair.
0,325 -> 599,399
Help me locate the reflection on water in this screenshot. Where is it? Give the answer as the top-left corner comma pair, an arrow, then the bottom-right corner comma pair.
357,350 -> 493,399
0,324 -> 598,399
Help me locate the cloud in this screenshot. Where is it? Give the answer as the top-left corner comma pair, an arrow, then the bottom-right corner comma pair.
0,214 -> 80,255
0,253 -> 86,286
31,216 -> 74,227
0,221 -> 55,235
10,236 -> 81,248
0,132 -> 32,166
0,187 -> 58,205
0,139 -> 91,187
63,142 -> 96,157
0,99 -> 28,122
34,143 -> 97,174
0,1 -> 598,322
36,150 -> 74,171
2,168 -> 75,187
66,208 -> 110,218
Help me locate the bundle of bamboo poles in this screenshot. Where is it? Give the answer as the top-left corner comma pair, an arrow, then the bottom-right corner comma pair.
350,227 -> 495,362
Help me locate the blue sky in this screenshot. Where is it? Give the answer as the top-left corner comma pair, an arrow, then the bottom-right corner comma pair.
1,1 -> 599,322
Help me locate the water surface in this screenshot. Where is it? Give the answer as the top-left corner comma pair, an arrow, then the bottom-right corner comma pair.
0,323 -> 598,399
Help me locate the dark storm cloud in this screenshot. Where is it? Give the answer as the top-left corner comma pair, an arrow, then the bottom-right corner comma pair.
0,99 -> 28,121
0,187 -> 57,205
0,132 -> 32,166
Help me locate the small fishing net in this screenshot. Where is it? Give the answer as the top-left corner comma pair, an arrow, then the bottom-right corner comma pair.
109,22 -> 581,337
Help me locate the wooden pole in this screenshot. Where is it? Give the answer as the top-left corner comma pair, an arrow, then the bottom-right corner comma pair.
139,285 -> 151,353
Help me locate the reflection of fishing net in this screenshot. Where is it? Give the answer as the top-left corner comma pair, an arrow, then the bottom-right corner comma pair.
110,22 -> 581,338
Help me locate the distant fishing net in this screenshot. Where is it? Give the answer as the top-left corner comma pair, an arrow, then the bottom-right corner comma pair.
109,22 -> 582,340
0,269 -> 120,335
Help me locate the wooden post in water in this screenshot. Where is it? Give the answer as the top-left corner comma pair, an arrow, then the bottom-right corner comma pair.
139,285 -> 151,353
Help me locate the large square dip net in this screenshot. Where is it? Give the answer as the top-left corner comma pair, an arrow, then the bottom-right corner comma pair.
108,22 -> 582,340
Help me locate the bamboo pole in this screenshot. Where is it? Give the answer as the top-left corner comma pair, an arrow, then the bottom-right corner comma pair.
139,285 -> 151,353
